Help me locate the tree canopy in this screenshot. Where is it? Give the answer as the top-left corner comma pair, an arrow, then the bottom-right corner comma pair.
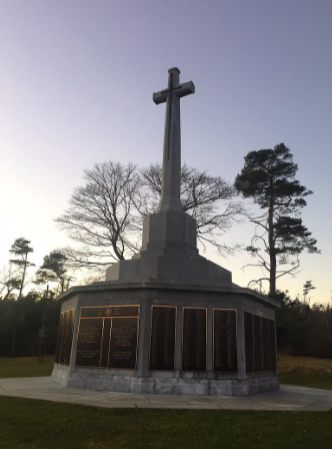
235,143 -> 319,294
35,251 -> 71,294
0,264 -> 21,300
9,238 -> 35,300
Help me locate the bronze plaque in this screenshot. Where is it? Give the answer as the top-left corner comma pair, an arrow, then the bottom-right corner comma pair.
149,306 -> 176,371
55,312 -> 64,364
244,312 -> 254,373
254,315 -> 263,372
268,319 -> 277,371
76,318 -> 103,367
262,317 -> 270,371
55,309 -> 75,366
213,310 -> 237,373
64,309 -> 75,365
81,306 -> 139,318
108,317 -> 138,369
182,308 -> 207,372
61,311 -> 69,365
75,306 -> 140,370
100,318 -> 111,368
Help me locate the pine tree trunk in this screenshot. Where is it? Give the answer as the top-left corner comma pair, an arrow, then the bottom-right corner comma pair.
268,200 -> 276,295
270,253 -> 276,294
18,254 -> 28,300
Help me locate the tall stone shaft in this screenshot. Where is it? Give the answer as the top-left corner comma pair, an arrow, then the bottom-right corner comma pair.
153,68 -> 195,212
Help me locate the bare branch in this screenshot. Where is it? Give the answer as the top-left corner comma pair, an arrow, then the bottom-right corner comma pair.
56,161 -> 243,269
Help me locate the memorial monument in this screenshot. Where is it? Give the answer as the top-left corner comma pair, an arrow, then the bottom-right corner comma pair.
52,68 -> 280,396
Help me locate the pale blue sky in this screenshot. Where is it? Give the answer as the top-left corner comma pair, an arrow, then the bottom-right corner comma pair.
0,1 -> 331,303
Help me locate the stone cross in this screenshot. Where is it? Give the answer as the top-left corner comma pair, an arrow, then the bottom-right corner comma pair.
153,68 -> 195,212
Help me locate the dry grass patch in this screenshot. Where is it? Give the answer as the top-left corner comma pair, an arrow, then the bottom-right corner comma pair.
278,354 -> 332,390
278,354 -> 332,373
0,356 -> 54,379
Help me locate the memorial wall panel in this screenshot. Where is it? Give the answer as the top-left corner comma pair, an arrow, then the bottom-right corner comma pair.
254,315 -> 263,372
149,306 -> 176,371
213,309 -> 237,373
75,306 -> 140,369
55,309 -> 75,366
244,312 -> 254,373
61,311 -> 69,365
268,319 -> 277,371
109,317 -> 139,369
182,308 -> 207,372
55,313 -> 63,364
76,318 -> 103,367
262,317 -> 270,372
100,318 -> 111,368
55,313 -> 64,364
64,309 -> 75,365
244,312 -> 277,373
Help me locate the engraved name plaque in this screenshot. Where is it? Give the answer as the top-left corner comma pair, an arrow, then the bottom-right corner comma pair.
76,306 -> 140,369
76,318 -> 103,367
244,312 -> 277,373
244,312 -> 254,373
108,317 -> 139,370
262,317 -> 270,372
149,306 -> 176,371
100,318 -> 111,368
269,319 -> 277,371
213,309 -> 237,373
182,308 -> 207,372
55,308 -> 75,366
254,314 -> 263,372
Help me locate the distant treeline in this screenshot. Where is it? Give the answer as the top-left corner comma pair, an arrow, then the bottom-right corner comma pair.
273,291 -> 332,359
0,288 -> 331,360
0,290 -> 60,358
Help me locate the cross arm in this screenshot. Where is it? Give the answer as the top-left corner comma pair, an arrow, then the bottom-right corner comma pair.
153,90 -> 168,105
177,81 -> 195,98
153,80 -> 195,105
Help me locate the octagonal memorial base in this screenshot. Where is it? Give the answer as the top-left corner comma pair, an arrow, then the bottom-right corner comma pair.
52,281 -> 280,397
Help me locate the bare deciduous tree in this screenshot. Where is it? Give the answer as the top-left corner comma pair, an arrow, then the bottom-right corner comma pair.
56,162 -> 141,268
56,160 -> 243,269
0,264 -> 21,299
139,163 -> 244,254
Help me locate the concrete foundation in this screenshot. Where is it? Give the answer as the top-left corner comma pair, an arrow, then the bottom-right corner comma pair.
53,366 -> 279,396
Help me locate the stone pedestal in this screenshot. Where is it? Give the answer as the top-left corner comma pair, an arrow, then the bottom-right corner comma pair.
106,209 -> 232,286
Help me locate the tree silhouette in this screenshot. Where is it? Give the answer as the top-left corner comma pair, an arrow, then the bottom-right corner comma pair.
35,251 -> 72,293
235,143 -> 319,294
9,238 -> 35,300
56,161 -> 243,269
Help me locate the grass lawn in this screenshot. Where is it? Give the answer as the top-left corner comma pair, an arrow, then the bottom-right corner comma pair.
278,355 -> 332,391
0,396 -> 331,449
0,356 -> 54,379
0,356 -> 331,448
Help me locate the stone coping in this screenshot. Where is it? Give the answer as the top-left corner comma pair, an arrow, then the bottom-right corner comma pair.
56,281 -> 280,309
